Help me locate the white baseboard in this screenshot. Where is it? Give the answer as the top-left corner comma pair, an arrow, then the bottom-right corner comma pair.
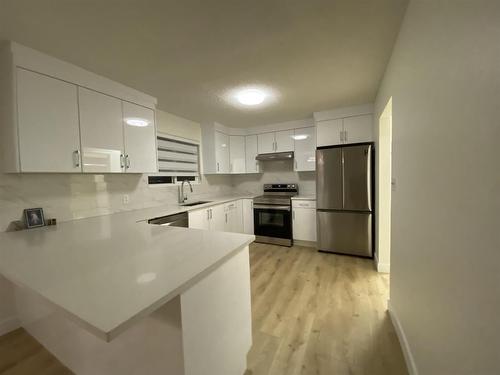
374,251 -> 390,273
0,315 -> 20,336
377,261 -> 390,273
388,301 -> 418,375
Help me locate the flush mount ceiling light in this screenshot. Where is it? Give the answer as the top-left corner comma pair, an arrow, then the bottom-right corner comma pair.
236,88 -> 266,105
223,85 -> 278,109
125,117 -> 150,127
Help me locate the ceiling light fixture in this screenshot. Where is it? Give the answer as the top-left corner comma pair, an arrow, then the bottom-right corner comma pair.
236,89 -> 266,106
223,85 -> 279,109
125,117 -> 150,127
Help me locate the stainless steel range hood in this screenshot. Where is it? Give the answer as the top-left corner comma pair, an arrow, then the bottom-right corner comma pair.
256,151 -> 294,161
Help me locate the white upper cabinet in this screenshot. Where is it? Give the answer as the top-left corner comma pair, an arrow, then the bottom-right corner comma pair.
293,127 -> 316,171
275,130 -> 294,152
257,132 -> 275,154
316,119 -> 343,147
229,136 -> 246,174
214,131 -> 230,174
0,42 -> 158,174
245,135 -> 260,173
343,115 -> 373,144
316,115 -> 372,147
16,69 -> 81,173
122,102 -> 157,173
78,87 -> 124,173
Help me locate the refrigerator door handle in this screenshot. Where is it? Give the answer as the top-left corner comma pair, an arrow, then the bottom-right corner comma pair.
341,149 -> 345,208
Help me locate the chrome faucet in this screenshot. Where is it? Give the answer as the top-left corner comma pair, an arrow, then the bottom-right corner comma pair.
179,180 -> 193,203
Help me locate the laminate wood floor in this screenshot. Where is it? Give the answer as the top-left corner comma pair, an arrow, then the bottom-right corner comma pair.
245,243 -> 407,375
0,243 -> 407,375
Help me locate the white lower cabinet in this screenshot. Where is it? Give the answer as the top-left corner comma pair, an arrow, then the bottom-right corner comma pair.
224,200 -> 243,233
292,200 -> 317,243
242,199 -> 254,235
188,204 -> 226,231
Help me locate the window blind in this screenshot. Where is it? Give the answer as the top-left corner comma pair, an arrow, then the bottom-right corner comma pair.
157,135 -> 200,177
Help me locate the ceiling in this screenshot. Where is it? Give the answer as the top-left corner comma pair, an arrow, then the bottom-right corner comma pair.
0,0 -> 408,127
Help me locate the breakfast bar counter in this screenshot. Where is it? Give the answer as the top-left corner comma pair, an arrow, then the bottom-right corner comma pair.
0,209 -> 254,375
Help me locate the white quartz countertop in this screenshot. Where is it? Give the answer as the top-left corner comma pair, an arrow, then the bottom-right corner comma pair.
0,196 -> 255,342
291,195 -> 316,200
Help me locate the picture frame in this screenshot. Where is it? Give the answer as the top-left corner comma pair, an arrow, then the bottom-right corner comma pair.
24,208 -> 45,229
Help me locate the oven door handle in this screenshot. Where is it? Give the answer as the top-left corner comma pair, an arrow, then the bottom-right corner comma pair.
253,204 -> 291,211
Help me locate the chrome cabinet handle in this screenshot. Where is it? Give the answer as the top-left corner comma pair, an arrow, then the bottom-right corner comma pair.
340,130 -> 344,142
292,210 -> 295,220
207,209 -> 210,220
225,213 -> 228,223
120,154 -> 125,169
217,162 -> 220,172
255,161 -> 258,171
125,154 -> 130,169
294,159 -> 297,170
73,150 -> 81,168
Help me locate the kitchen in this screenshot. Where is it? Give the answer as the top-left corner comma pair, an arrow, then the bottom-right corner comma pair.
1,1 -> 498,375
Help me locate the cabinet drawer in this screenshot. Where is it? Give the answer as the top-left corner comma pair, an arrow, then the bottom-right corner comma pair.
292,200 -> 316,209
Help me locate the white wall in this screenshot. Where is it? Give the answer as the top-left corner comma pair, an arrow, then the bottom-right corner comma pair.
374,1 -> 500,374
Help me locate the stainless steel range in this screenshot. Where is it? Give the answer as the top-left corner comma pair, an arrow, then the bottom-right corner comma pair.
253,184 -> 298,246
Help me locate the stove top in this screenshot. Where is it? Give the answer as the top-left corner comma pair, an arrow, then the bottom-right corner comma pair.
253,184 -> 298,206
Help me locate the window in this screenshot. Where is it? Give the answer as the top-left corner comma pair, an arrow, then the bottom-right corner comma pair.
149,132 -> 200,185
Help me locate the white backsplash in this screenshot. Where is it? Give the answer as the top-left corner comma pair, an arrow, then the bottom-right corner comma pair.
231,159 -> 316,196
0,173 -> 233,232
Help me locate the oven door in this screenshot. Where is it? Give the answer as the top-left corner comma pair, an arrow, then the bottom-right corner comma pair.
253,204 -> 292,246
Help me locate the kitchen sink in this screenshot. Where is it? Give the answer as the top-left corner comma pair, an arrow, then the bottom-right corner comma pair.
180,201 -> 213,207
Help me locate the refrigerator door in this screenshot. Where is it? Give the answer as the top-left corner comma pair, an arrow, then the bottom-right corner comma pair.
317,211 -> 372,257
316,148 -> 343,210
343,144 -> 372,211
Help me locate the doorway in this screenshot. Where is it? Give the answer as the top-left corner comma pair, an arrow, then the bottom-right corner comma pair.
376,97 -> 392,272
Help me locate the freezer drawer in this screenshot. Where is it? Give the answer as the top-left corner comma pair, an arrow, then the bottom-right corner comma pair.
317,211 -> 372,257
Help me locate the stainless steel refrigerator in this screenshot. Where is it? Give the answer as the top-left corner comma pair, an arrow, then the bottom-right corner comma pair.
316,143 -> 373,257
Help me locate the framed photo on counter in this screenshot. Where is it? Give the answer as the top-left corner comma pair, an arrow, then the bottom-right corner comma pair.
24,208 -> 45,229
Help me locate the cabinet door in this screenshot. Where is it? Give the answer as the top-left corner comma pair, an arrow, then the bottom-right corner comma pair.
293,208 -> 317,242
209,204 -> 226,232
245,135 -> 260,173
316,119 -> 343,147
229,136 -> 246,174
275,130 -> 294,152
79,88 -> 124,173
257,132 -> 275,154
123,102 -> 157,173
17,68 -> 81,172
215,131 -> 230,173
224,200 -> 243,233
293,127 -> 316,171
189,209 -> 209,230
343,115 -> 373,144
242,199 -> 254,235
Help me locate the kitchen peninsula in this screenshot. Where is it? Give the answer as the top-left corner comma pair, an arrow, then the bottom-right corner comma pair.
0,207 -> 254,375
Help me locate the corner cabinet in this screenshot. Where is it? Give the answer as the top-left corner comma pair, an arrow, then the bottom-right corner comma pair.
245,135 -> 260,173
0,41 -> 158,174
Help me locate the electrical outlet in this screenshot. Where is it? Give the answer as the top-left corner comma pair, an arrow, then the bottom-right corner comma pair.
122,194 -> 130,204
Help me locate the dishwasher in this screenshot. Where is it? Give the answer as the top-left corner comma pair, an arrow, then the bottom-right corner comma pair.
148,212 -> 189,227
